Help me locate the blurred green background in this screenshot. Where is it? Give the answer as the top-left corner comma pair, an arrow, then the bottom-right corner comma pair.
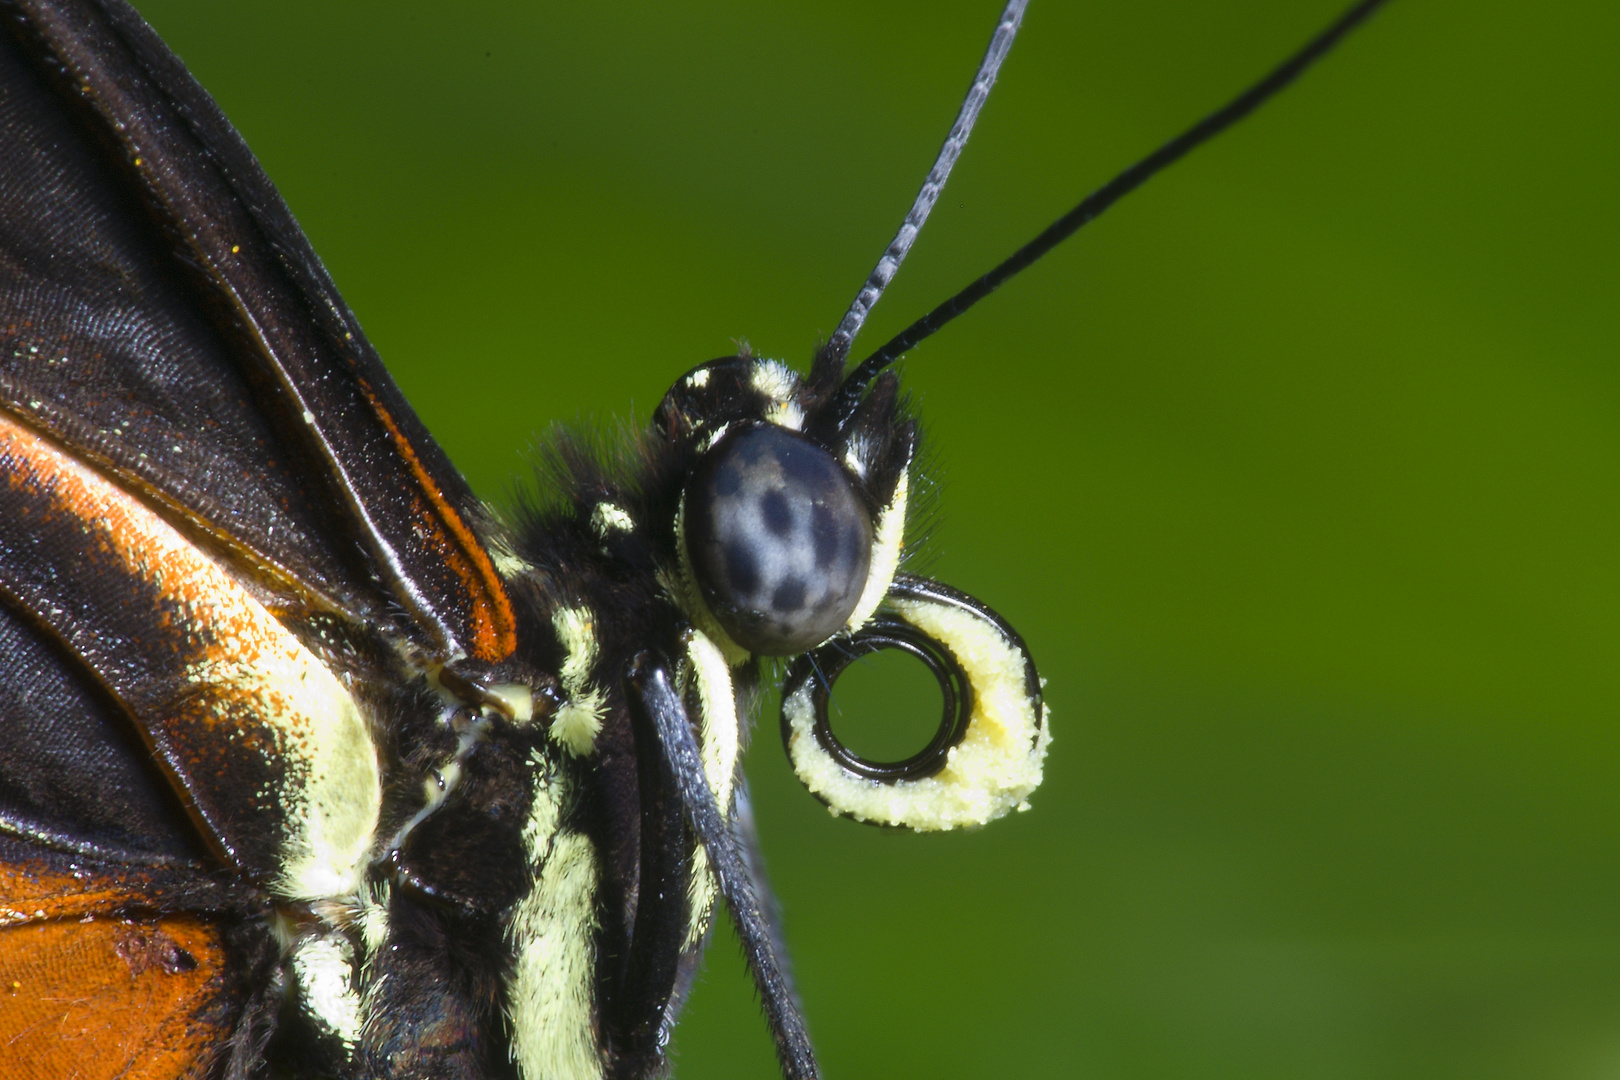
135,1 -> 1620,1076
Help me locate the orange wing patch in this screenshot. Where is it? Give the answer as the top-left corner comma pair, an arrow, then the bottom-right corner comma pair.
0,914 -> 232,1080
0,860 -> 236,1080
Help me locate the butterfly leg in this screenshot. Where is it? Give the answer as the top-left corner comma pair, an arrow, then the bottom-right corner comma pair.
628,654 -> 819,1080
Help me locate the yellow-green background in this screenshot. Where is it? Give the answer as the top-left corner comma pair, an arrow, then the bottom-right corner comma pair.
136,1 -> 1620,1076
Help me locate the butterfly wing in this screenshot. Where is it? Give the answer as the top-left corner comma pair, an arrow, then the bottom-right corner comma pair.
0,1 -> 518,1074
0,574 -> 240,1080
0,0 -> 513,663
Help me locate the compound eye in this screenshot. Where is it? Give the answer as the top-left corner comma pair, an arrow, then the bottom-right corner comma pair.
685,425 -> 872,655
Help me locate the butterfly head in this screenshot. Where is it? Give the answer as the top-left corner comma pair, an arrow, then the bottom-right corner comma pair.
656,354 -> 914,660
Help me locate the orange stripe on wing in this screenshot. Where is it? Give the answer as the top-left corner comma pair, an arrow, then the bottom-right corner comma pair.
360,386 -> 516,662
0,861 -> 158,927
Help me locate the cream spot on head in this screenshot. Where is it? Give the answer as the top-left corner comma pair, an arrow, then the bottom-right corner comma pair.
846,468 -> 908,633
699,422 -> 734,454
687,368 -> 711,388
590,502 -> 634,537
842,438 -> 870,480
749,359 -> 798,401
765,400 -> 804,430
750,359 -> 804,430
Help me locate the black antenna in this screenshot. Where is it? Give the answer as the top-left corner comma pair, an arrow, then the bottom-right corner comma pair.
836,0 -> 1392,407
819,0 -> 1029,375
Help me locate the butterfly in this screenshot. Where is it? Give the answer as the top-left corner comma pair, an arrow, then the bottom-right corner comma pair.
0,1 -> 1388,1078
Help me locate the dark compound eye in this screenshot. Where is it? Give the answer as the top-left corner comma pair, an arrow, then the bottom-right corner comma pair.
685,425 -> 872,656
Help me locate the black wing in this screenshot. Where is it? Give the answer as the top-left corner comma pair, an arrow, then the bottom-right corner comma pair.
0,0 -> 514,663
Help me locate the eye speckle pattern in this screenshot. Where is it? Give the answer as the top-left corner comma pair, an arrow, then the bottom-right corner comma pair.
685,425 -> 872,655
